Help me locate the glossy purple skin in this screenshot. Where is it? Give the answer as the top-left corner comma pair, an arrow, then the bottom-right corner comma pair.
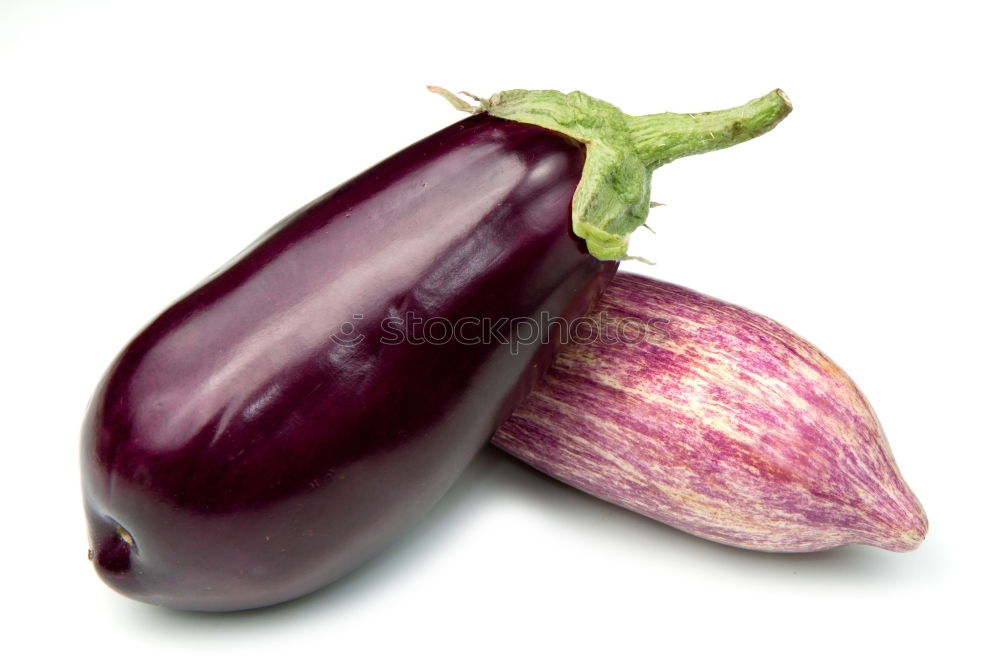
82,113 -> 617,611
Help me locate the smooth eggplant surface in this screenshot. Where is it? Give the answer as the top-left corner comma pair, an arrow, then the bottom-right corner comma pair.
82,113 -> 616,610
493,274 -> 926,552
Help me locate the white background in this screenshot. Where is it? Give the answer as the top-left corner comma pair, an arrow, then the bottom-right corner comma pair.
2,1 -> 996,663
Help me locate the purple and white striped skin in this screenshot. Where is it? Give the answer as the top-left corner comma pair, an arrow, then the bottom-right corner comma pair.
492,273 -> 927,552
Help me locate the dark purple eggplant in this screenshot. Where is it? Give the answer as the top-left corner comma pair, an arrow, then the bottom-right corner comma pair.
82,87 -> 791,611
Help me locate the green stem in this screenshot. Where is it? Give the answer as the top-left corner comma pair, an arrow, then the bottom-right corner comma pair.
628,89 -> 792,169
428,86 -> 792,261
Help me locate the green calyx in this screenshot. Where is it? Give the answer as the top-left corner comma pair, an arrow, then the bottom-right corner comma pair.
428,86 -> 792,261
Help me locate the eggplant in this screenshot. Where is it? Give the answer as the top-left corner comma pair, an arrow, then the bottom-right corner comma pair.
492,273 -> 927,552
82,88 -> 791,610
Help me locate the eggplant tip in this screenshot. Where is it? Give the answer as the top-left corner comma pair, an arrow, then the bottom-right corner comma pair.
869,511 -> 929,553
89,518 -> 136,575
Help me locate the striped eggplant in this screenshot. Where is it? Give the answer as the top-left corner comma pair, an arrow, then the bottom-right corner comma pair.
82,88 -> 792,610
493,273 -> 927,552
